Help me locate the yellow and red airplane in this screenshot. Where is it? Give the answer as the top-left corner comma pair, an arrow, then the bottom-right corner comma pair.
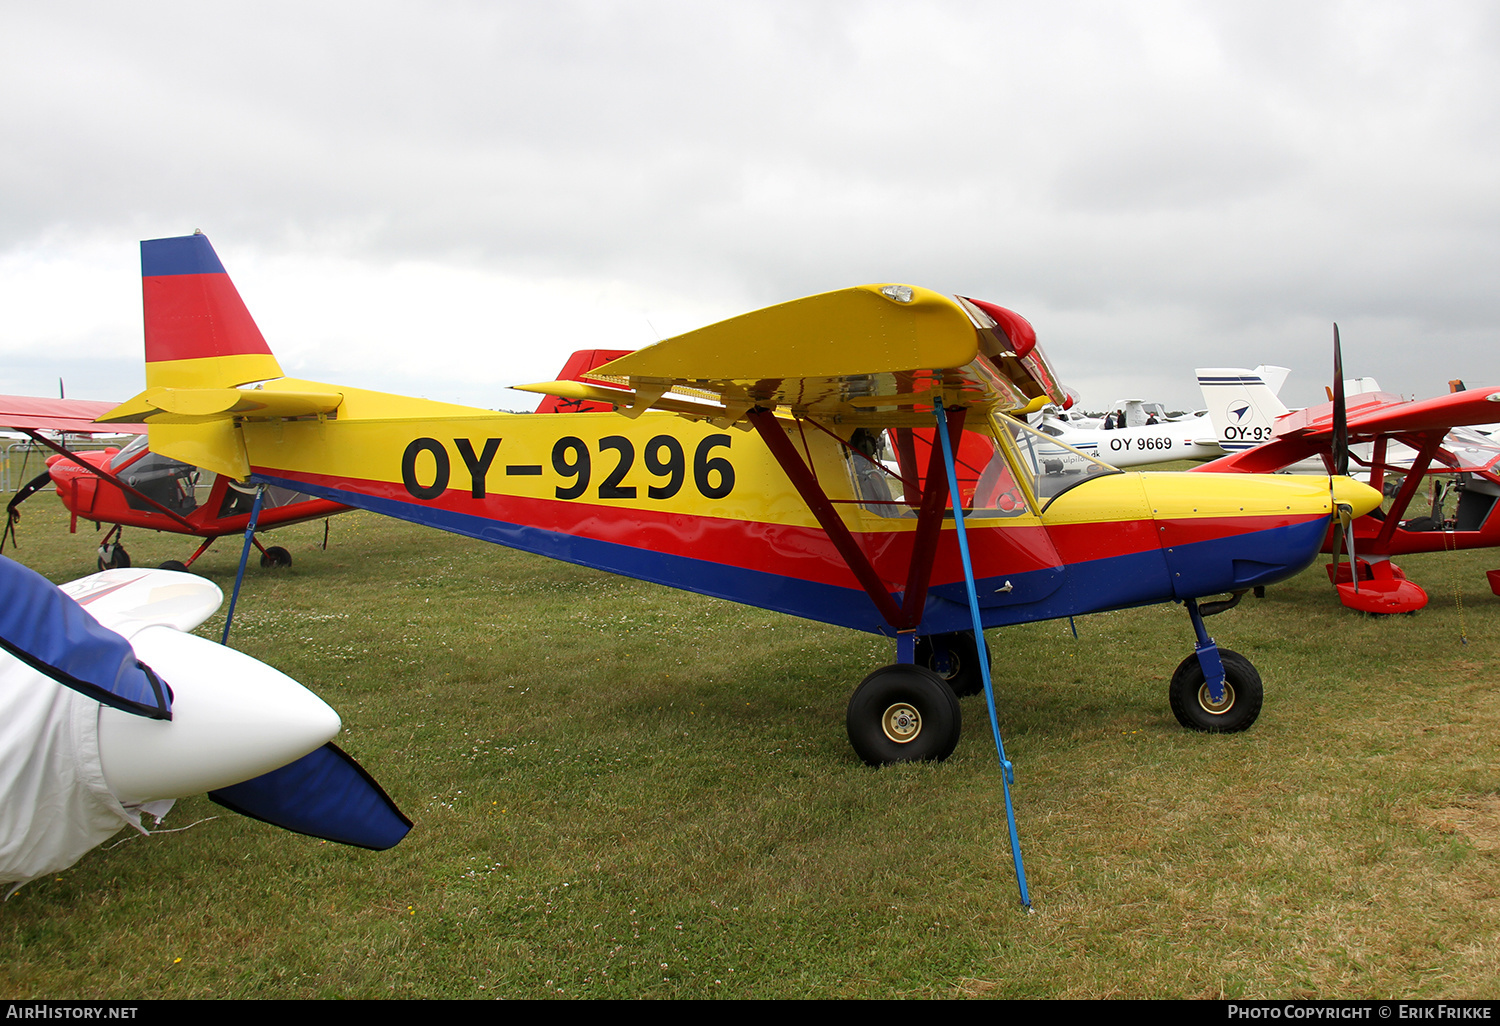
103,233 -> 1380,769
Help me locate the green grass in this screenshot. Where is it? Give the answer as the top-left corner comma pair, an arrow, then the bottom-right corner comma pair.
3,499 -> 1500,999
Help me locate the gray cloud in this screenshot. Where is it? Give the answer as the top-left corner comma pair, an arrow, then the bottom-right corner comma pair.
2,0 -> 1497,410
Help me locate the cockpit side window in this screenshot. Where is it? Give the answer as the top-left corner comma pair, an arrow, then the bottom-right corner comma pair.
119,452 -> 200,515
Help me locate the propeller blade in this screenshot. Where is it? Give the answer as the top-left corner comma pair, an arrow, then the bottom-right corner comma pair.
1339,503 -> 1358,593
1328,502 -> 1359,595
1331,323 -> 1349,477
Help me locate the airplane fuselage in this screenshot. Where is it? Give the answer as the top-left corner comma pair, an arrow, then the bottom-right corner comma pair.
232,386 -> 1348,637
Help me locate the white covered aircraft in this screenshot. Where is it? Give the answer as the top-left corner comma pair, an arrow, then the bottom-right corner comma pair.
0,557 -> 410,892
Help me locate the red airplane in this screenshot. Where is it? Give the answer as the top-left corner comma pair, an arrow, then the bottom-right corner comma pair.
2,394 -> 348,572
1194,344 -> 1500,614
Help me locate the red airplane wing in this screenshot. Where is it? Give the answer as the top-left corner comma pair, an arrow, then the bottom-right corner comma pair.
1274,388 -> 1500,441
0,395 -> 147,435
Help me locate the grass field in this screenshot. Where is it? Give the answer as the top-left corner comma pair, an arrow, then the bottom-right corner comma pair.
3,494 -> 1499,999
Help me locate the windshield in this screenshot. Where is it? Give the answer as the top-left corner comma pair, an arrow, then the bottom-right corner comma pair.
1438,428 -> 1500,473
107,433 -> 150,470
991,412 -> 1118,504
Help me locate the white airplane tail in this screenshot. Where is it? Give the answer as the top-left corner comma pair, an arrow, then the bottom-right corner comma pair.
1195,366 -> 1291,453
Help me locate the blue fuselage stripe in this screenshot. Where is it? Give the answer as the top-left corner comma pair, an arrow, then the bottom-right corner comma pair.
255,472 -> 1327,637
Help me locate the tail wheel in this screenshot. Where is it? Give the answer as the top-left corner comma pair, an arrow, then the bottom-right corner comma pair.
1168,648 -> 1263,733
846,664 -> 962,765
259,546 -> 292,568
915,630 -> 990,697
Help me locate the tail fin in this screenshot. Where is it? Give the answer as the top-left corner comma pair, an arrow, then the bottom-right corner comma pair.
101,234 -> 335,481
1196,367 -> 1291,453
140,233 -> 284,390
1253,364 -> 1290,397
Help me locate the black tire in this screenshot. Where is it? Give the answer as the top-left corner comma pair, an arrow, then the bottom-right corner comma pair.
260,545 -> 292,568
1168,648 -> 1263,733
158,560 -> 189,573
97,544 -> 130,572
846,664 -> 963,766
915,630 -> 991,697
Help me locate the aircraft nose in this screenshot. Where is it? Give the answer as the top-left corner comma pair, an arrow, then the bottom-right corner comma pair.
1143,471 -> 1373,598
1331,476 -> 1382,518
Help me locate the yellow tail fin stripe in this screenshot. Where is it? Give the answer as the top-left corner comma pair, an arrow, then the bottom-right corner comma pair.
145,352 -> 286,391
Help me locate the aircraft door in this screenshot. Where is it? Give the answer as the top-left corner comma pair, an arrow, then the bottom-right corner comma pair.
901,418 -> 1069,614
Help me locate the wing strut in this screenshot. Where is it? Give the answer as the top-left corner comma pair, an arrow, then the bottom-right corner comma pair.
221,485 -> 266,645
746,406 -> 959,631
933,398 -> 1031,908
1373,432 -> 1443,551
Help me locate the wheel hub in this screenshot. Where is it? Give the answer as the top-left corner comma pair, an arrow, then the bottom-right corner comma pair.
881,702 -> 922,743
928,649 -> 959,680
1196,681 -> 1237,715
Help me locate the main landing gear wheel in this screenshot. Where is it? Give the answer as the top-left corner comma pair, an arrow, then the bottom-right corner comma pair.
915,630 -> 991,697
260,546 -> 292,568
1168,648 -> 1263,733
158,560 -> 189,573
846,664 -> 962,766
97,544 -> 130,572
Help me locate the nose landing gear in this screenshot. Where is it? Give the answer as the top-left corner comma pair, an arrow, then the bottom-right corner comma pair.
1172,597 -> 1263,733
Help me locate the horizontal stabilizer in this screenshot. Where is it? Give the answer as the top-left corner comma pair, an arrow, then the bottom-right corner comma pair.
100,386 -> 344,424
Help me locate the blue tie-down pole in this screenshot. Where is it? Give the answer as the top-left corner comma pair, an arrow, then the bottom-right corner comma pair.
934,398 -> 1031,908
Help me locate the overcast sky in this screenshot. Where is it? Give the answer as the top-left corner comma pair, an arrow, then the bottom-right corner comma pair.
2,1 -> 1497,414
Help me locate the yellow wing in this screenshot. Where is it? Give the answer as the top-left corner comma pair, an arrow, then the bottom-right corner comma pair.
515,284 -> 1065,426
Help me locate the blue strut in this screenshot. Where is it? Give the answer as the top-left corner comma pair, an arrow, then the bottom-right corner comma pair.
221,485 -> 266,646
1184,597 -> 1227,705
933,399 -> 1031,908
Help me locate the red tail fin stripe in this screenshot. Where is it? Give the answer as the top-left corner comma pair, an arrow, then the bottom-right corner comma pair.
142,273 -> 273,363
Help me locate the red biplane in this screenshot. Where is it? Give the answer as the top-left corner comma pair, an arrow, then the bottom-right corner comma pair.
1196,342 -> 1500,613
1,394 -> 347,572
